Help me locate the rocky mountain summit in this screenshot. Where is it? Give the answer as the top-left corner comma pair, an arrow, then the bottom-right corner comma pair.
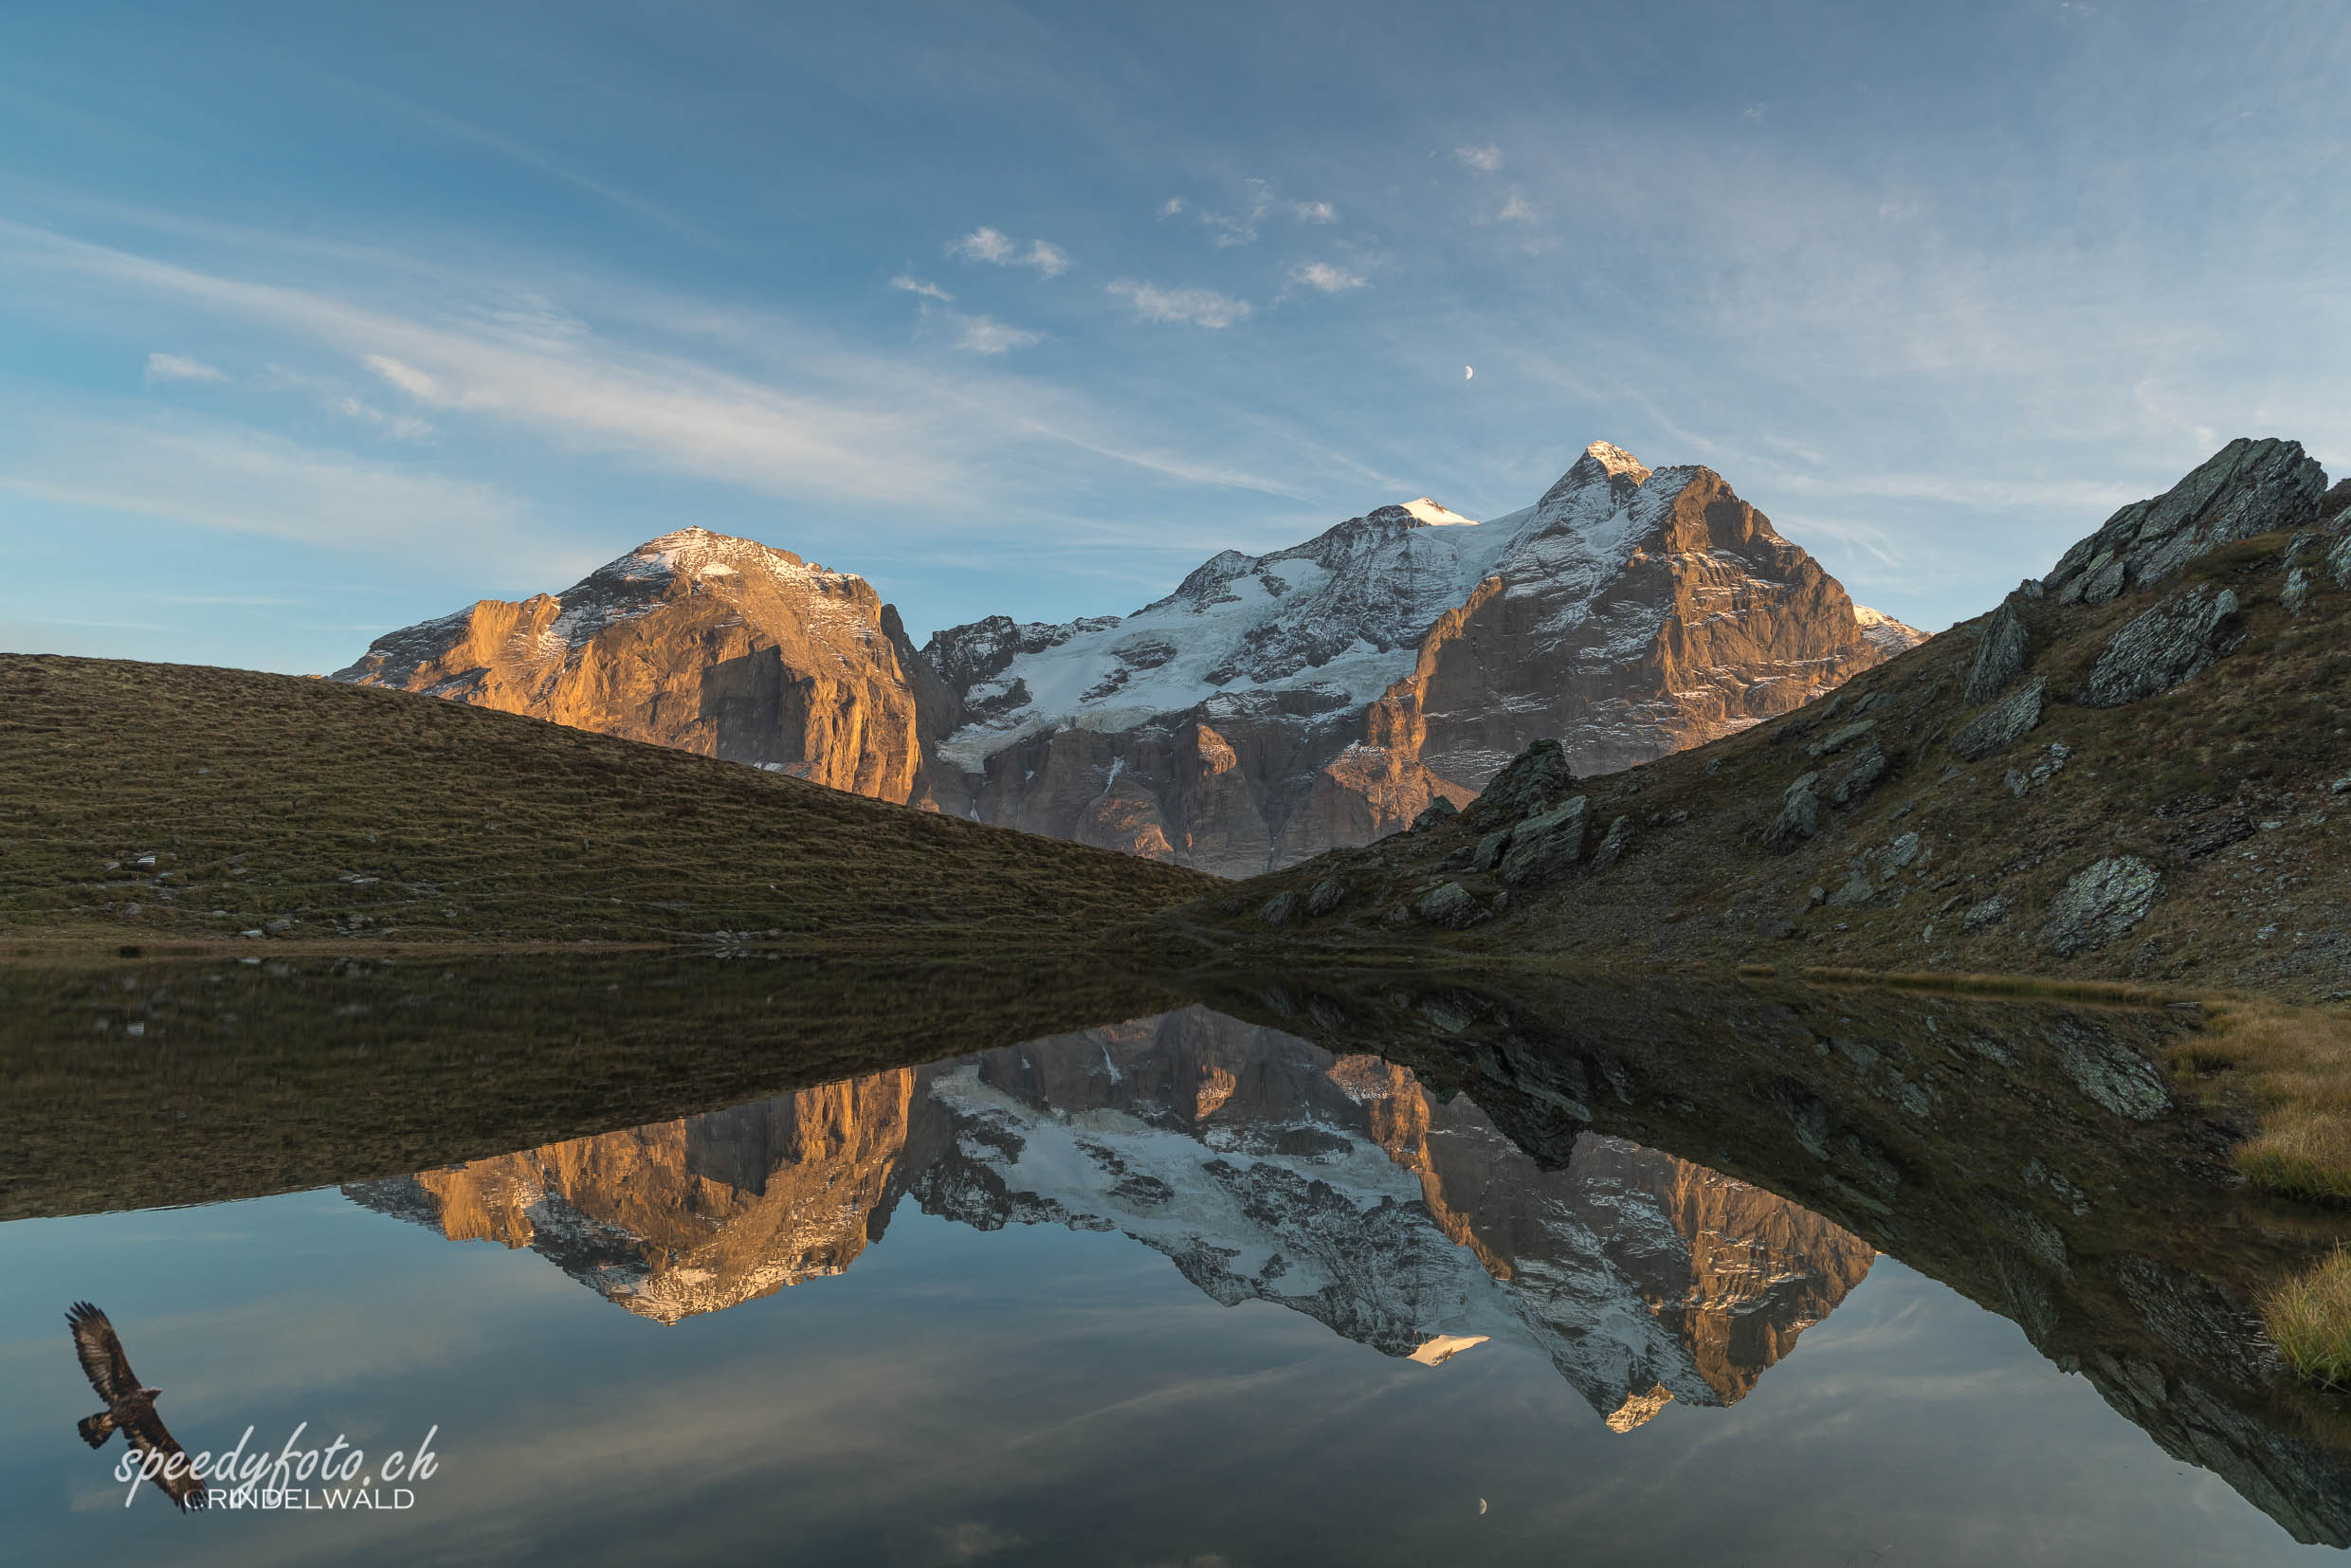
1194,437 -> 2351,998
922,443 -> 1921,871
346,1007 -> 1871,1428
334,528 -> 968,809
336,444 -> 1920,874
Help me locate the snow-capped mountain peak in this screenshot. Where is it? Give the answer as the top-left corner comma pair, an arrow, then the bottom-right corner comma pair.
1401,498 -> 1479,527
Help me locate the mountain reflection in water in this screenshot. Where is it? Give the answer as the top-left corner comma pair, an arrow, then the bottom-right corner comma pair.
10,954 -> 2351,1560
347,1009 -> 1873,1431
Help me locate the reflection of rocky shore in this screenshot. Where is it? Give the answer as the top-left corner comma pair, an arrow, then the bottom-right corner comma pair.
1176,968 -> 2351,1548
347,1009 -> 1871,1428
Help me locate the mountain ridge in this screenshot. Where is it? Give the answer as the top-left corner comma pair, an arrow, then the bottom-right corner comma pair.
337,441 -> 1923,873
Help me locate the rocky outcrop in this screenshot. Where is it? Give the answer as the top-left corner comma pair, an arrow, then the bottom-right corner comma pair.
2047,438 -> 2324,607
1949,676 -> 2046,760
333,529 -> 971,812
1966,601 -> 2030,702
2042,856 -> 2163,957
2075,585 -> 2241,707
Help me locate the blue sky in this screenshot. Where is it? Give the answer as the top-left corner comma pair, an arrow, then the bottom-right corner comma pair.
4,1 -> 2348,673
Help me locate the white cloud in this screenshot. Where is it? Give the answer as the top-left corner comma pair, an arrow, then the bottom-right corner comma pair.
1290,200 -> 1337,224
1159,197 -> 1186,217
890,274 -> 954,302
1497,194 -> 1540,223
1455,144 -> 1503,172
947,228 -> 1069,278
953,314 -> 1042,355
0,219 -> 1323,520
950,226 -> 1017,264
145,352 -> 225,384
363,354 -> 443,401
0,410 -> 519,553
1291,262 -> 1368,294
1024,239 -> 1070,279
1106,280 -> 1251,329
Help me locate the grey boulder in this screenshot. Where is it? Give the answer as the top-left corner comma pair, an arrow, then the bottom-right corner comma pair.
2040,856 -> 2162,956
1949,677 -> 2046,761
1498,795 -> 1591,886
2075,585 -> 2239,708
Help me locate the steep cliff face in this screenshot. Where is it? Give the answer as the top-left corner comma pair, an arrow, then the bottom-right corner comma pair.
348,1009 -> 1872,1429
333,528 -> 969,811
926,445 -> 1921,872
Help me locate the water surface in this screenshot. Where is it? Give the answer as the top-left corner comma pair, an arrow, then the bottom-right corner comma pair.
5,960 -> 2347,1562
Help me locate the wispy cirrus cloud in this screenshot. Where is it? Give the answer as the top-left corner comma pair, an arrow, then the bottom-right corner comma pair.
262,363 -> 434,439
0,408 -> 520,553
1454,144 -> 1503,172
1188,180 -> 1339,248
890,274 -> 953,302
947,227 -> 1069,278
1106,280 -> 1251,328
952,314 -> 1042,355
0,219 -> 1312,518
1290,262 -> 1367,294
144,351 -> 225,383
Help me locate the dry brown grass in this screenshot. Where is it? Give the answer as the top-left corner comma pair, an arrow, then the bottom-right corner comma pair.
0,654 -> 1215,953
2175,1002 -> 2351,1197
2265,1249 -> 2351,1388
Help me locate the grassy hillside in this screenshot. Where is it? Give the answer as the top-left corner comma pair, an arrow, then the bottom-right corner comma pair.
1168,520 -> 2351,1002
0,655 -> 1215,952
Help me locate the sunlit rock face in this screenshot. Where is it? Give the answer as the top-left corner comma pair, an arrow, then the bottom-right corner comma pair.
332,529 -> 971,812
926,446 -> 1922,872
346,1070 -> 919,1323
349,1009 -> 1872,1427
337,447 -> 1920,874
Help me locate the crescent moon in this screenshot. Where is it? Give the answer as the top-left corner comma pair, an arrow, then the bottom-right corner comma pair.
1465,366 -> 1474,381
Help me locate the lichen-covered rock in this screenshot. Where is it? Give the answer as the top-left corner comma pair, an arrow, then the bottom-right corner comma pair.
1829,743 -> 1887,809
1415,880 -> 1485,928
2075,586 -> 2239,708
1807,719 -> 1875,757
1260,890 -> 1302,927
1463,738 -> 1575,830
1965,602 -> 2030,703
1499,796 -> 1592,886
1949,677 -> 2046,761
2005,742 -> 2071,798
2047,1017 -> 2172,1121
1472,830 -> 1512,872
1305,878 -> 1348,917
1761,772 -> 1822,853
2045,437 -> 2324,607
1412,796 -> 1460,831
2041,856 -> 2162,956
2282,566 -> 2314,616
1590,815 -> 1633,872
1960,896 -> 2009,932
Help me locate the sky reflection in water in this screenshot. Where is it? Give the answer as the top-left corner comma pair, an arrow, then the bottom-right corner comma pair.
0,1006 -> 2335,1565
